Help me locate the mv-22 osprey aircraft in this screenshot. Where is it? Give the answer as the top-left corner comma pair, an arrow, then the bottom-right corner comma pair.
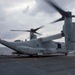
0,0 -> 75,56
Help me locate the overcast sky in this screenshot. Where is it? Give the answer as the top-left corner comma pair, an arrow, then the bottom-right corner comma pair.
0,0 -> 75,47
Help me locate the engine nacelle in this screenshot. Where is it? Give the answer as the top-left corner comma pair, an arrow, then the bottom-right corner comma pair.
63,23 -> 75,50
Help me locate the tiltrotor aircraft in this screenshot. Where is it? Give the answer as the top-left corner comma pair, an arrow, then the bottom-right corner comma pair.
0,0 -> 75,56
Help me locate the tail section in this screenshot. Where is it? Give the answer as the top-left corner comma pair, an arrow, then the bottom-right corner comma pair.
0,39 -> 17,51
0,39 -> 28,54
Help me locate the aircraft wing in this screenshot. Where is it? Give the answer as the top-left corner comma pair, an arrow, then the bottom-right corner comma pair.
41,33 -> 63,42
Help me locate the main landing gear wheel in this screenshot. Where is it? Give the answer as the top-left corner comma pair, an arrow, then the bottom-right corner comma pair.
65,53 -> 68,55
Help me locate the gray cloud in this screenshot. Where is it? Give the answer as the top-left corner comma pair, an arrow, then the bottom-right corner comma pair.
27,0 -> 75,15
0,0 -> 75,41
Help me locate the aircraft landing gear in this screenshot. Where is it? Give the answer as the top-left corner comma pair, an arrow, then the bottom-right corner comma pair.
29,55 -> 33,57
65,53 -> 68,55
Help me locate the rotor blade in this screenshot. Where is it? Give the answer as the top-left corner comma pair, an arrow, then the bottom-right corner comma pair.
34,26 -> 44,31
11,30 -> 30,32
35,32 -> 42,35
51,17 -> 64,23
45,0 -> 66,16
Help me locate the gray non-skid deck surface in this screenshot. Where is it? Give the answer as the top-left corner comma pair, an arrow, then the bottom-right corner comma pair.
0,55 -> 75,75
